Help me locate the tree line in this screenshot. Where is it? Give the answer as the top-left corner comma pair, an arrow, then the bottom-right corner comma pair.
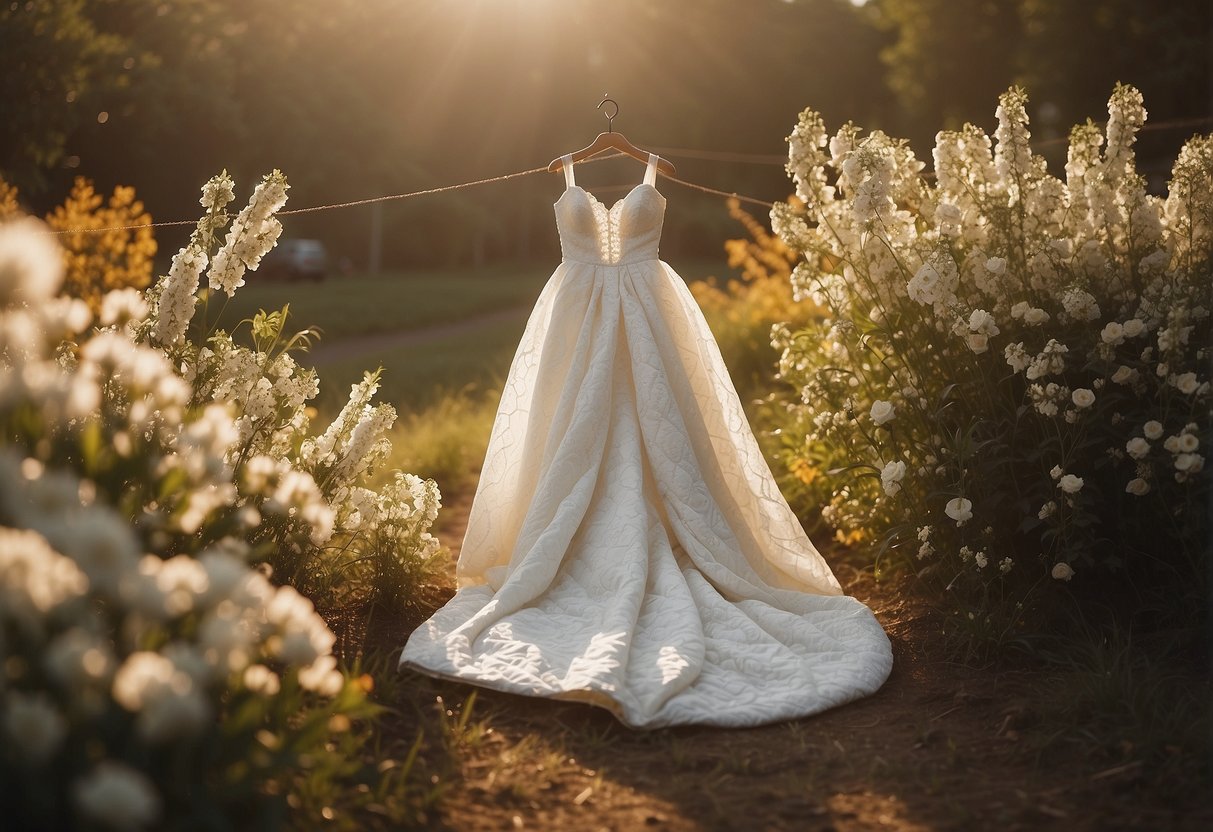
2,0 -> 1208,267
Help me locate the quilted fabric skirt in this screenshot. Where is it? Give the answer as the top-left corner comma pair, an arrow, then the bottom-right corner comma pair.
399,257 -> 892,728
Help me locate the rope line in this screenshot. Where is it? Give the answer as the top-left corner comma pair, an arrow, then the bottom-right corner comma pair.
44,114 -> 1213,235
278,163 -> 550,217
47,152 -> 778,236
1030,114 -> 1213,149
651,145 -> 786,165
47,162 -> 560,236
653,116 -> 1213,165
658,171 -> 775,209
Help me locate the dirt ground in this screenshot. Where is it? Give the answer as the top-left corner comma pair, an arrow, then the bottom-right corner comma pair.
378,489 -> 1210,832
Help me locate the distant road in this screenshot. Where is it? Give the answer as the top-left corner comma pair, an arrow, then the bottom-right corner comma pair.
299,303 -> 532,367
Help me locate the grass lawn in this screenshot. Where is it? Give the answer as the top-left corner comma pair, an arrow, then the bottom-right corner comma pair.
193,264 -> 551,344
312,313 -> 527,415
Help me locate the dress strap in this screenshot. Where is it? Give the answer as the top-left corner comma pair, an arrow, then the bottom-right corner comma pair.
562,154 -> 576,188
644,153 -> 659,187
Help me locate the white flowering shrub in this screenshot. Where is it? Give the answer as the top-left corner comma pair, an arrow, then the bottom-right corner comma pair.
769,84 -> 1210,636
138,171 -> 441,606
0,174 -> 441,828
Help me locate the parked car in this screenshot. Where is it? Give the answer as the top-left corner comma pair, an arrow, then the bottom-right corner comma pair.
260,239 -> 328,281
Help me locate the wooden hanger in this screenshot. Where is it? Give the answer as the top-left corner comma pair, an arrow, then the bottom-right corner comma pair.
547,96 -> 677,176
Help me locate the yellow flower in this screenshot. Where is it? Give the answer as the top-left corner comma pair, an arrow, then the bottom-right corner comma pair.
44,177 -> 157,314
0,176 -> 20,220
834,528 -> 867,546
789,456 -> 820,485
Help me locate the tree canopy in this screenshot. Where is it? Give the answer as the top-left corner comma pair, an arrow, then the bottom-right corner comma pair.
2,0 -> 1207,265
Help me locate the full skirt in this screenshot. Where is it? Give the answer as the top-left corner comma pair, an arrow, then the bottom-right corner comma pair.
399,258 -> 892,728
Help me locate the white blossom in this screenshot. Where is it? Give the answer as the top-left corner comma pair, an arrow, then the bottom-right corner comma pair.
0,218 -> 65,307
1025,340 -> 1068,380
74,761 -> 161,832
907,257 -> 958,307
944,497 -> 973,525
242,664 -> 281,696
45,628 -> 115,687
1061,288 -> 1100,321
111,651 -> 210,742
99,288 -> 149,330
199,171 -> 236,212
1125,437 -> 1151,459
206,171 -> 289,297
1174,453 -> 1204,473
936,201 -> 963,235
1051,562 -> 1075,581
880,460 -> 907,496
3,692 -> 67,763
1004,342 -> 1030,373
1058,474 -> 1085,494
297,654 -> 344,697
968,309 -> 999,335
0,527 -> 90,627
870,400 -> 895,425
1100,322 -> 1125,345
1172,372 -> 1199,395
111,652 -> 178,712
150,243 -> 208,348
1023,307 -> 1050,326
1071,388 -> 1095,408
1125,478 -> 1151,496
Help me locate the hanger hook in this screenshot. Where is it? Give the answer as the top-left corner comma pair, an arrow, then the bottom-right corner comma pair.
597,95 -> 619,133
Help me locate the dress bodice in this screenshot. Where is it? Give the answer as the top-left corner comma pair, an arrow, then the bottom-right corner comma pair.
554,153 -> 666,266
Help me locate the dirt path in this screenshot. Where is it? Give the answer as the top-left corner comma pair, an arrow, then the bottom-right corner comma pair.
386,488 -> 1208,832
299,304 -> 532,366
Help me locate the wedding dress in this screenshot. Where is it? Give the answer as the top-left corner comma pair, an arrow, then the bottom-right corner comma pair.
399,154 -> 892,728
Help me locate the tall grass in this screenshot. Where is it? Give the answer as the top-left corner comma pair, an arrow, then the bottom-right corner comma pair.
377,387 -> 501,499
1025,623 -> 1210,790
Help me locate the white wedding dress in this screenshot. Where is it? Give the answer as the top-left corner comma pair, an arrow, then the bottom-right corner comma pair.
399,154 -> 892,728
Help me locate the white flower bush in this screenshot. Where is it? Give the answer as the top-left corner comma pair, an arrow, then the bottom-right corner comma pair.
140,171 -> 441,601
769,84 -> 1209,630
0,173 -> 440,827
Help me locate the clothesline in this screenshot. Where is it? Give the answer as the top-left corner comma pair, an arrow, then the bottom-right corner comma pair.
45,114 -> 1213,236
48,152 -> 778,237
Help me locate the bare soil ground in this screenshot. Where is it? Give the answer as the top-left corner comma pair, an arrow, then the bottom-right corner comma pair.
371,488 -> 1210,832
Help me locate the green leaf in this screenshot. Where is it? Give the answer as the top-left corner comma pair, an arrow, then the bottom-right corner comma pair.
79,417 -> 104,474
